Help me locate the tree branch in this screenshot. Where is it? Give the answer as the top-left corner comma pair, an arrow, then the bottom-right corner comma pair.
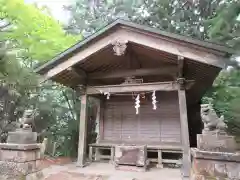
61,90 -> 76,121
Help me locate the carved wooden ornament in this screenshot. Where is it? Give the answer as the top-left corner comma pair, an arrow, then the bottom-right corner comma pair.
112,39 -> 128,56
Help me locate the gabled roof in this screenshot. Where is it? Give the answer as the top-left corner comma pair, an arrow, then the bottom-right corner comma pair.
35,19 -> 234,74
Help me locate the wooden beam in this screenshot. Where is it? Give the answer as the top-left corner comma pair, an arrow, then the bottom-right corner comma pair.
87,81 -> 177,94
86,81 -> 194,94
128,45 -> 142,69
43,29 -> 226,80
45,30 -> 121,79
120,30 -> 226,68
88,67 -> 177,80
77,93 -> 88,167
178,88 -> 191,177
67,67 -> 87,79
178,56 -> 184,78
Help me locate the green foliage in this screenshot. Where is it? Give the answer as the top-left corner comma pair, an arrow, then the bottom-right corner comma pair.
0,42 -> 38,141
0,0 -> 82,158
66,0 -> 239,50
206,0 -> 240,50
0,0 -> 81,63
37,86 -> 81,157
203,69 -> 240,135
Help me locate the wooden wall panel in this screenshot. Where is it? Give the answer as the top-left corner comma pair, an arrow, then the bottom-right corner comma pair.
102,92 -> 181,144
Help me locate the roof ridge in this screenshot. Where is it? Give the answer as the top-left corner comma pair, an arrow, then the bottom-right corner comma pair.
35,19 -> 235,74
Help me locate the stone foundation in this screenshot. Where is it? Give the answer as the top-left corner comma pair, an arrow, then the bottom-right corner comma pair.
0,143 -> 43,180
197,133 -> 236,152
191,148 -> 240,180
191,133 -> 240,180
7,128 -> 37,144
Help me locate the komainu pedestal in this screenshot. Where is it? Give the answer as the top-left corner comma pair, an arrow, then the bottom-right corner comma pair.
0,144 -> 43,180
190,104 -> 240,180
191,148 -> 240,180
7,128 -> 37,144
0,111 -> 43,180
197,133 -> 236,153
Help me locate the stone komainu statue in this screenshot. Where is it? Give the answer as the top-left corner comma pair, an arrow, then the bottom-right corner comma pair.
201,104 -> 227,133
19,109 -> 36,129
7,109 -> 37,144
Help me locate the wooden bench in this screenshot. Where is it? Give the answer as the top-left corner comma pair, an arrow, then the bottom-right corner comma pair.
147,146 -> 182,168
89,142 -> 182,167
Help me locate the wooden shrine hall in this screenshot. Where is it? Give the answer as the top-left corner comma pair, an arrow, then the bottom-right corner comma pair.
36,20 -> 233,177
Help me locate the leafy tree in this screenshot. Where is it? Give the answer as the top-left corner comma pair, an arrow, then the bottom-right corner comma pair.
0,0 -> 83,158
203,69 -> 240,136
0,40 -> 38,142
65,0 -> 239,50
0,0 -> 81,64
205,0 -> 240,50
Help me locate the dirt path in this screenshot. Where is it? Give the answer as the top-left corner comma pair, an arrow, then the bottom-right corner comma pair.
45,171 -> 108,180
30,162 -> 182,180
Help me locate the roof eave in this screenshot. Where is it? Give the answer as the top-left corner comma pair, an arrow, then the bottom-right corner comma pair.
35,19 -> 235,75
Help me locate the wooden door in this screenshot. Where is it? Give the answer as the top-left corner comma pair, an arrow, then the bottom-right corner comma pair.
102,92 -> 181,144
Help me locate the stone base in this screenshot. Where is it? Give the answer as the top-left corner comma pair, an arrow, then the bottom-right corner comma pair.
76,161 -> 90,168
0,143 -> 41,151
191,148 -> 240,180
0,143 -> 42,179
156,163 -> 163,168
0,170 -> 44,180
0,144 -> 41,162
26,171 -> 44,180
197,133 -> 236,152
115,165 -> 147,172
0,160 -> 42,175
7,129 -> 37,144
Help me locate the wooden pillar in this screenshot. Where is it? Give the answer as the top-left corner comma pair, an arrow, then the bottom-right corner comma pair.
178,83 -> 191,177
99,98 -> 104,141
157,150 -> 163,168
95,98 -> 101,143
89,146 -> 93,162
94,97 -> 101,161
110,146 -> 115,164
77,93 -> 88,167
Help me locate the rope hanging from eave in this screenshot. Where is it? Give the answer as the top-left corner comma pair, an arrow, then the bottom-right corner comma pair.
135,94 -> 140,114
152,90 -> 157,110
101,90 -> 158,114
